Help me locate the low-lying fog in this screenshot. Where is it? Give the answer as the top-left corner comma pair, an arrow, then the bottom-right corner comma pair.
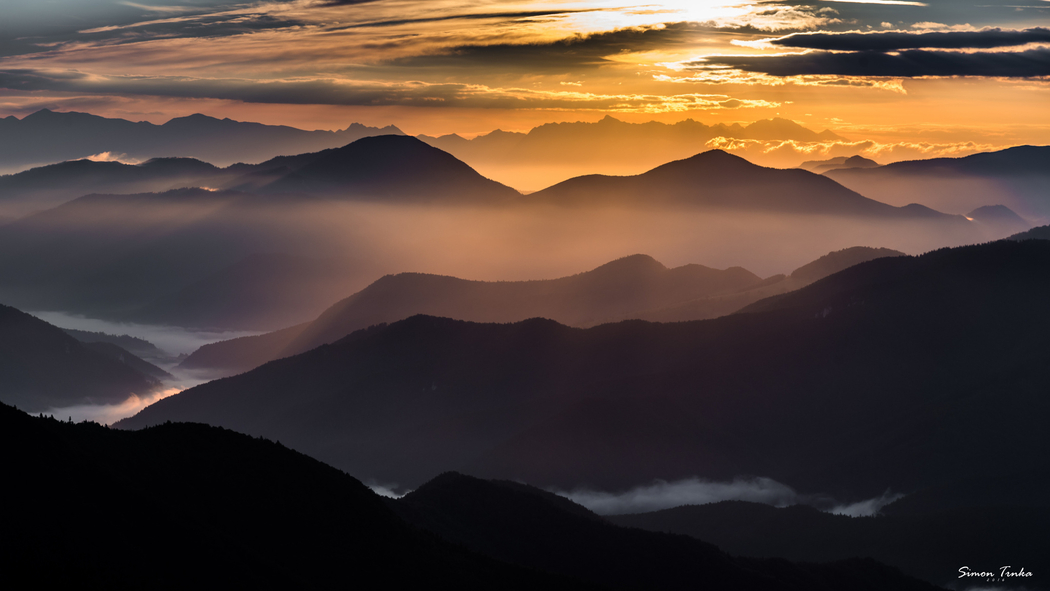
29,311 -> 259,424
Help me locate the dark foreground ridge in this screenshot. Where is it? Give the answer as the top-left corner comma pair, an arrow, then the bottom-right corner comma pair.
1,402 -> 942,590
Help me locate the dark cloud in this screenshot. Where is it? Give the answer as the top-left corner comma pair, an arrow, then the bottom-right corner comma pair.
769,27 -> 1050,51
695,47 -> 1050,77
391,23 -> 724,73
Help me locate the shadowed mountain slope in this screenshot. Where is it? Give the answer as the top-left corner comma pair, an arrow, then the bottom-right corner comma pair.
529,150 -> 960,218
635,246 -> 903,323
1008,223 -> 1050,241
0,304 -> 162,412
389,472 -> 942,591
609,495 -> 1048,589
182,248 -> 901,376
63,328 -> 167,359
119,240 -> 1050,502
826,145 -> 1050,220
0,108 -> 404,169
82,341 -> 173,380
0,402 -> 577,590
179,254 -> 766,374
262,135 -> 519,202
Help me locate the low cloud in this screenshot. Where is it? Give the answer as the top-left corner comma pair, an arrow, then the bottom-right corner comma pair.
86,151 -> 142,165
828,491 -> 903,516
704,136 -> 1000,168
39,387 -> 181,426
552,476 -> 903,517
553,477 -> 801,515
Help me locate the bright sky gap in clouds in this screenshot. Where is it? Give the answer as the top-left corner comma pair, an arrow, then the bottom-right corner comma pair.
0,0 -> 1047,146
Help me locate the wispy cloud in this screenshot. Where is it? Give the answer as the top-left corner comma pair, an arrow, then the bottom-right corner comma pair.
0,68 -> 778,112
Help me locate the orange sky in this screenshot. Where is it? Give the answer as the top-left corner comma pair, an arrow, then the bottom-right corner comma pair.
1,0 -> 1048,159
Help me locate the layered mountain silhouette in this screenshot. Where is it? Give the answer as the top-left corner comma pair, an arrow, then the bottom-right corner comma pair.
63,328 -> 168,360
3,401 -> 943,590
826,145 -> 1050,220
420,116 -> 844,190
118,240 -> 1050,502
799,155 -> 880,175
0,135 -> 519,222
0,304 -> 163,411
0,108 -> 403,170
389,471 -> 941,591
528,149 -> 962,218
0,136 -> 517,323
182,247 -> 901,376
0,156 -> 225,220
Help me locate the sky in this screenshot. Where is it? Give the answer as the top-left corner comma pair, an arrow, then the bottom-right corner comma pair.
1,0 -> 1048,153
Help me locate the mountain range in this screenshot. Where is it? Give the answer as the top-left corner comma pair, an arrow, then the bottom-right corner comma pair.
0,136 -> 1010,330
181,247 -> 903,376
528,149 -> 960,218
825,145 -> 1050,221
420,116 -> 845,190
116,239 -> 1050,502
0,108 -> 403,171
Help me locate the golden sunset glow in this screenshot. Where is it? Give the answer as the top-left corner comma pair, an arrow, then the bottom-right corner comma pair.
1,0 -> 1047,167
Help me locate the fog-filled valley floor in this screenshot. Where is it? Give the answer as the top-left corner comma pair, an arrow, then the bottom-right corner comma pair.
2,122 -> 1047,590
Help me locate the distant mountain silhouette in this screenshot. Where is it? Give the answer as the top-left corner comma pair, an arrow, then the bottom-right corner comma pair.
182,248 -> 901,376
0,157 -> 225,220
0,135 -> 517,322
0,108 -> 404,169
118,240 -> 1050,502
63,328 -> 167,359
0,135 -> 518,221
389,472 -> 941,591
420,116 -> 844,190
262,135 -> 520,202
965,204 -> 1030,235
637,246 -> 903,322
826,146 -> 1050,220
529,150 -> 963,218
1007,223 -> 1050,241
0,304 -> 163,411
799,155 -> 880,175
179,254 -> 766,374
610,495 -> 1047,589
0,402 -> 577,589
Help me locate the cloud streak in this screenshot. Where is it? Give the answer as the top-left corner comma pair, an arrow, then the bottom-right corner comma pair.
767,27 -> 1050,51
693,47 -> 1050,77
0,68 -> 778,111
